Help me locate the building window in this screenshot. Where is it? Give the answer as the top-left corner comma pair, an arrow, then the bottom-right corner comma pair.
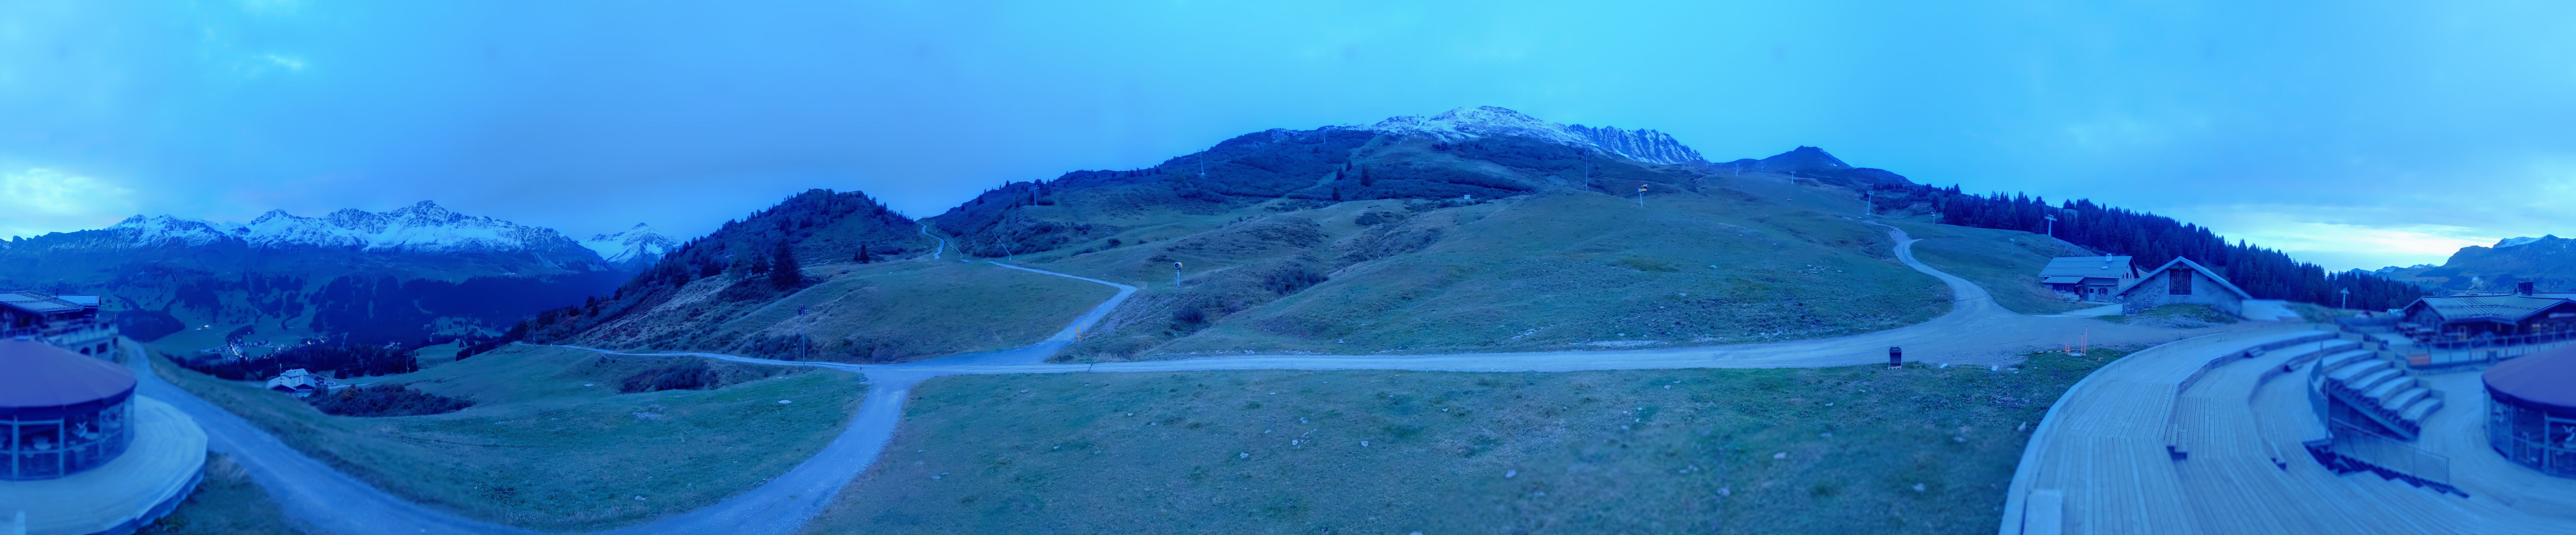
2169,269 -> 2192,295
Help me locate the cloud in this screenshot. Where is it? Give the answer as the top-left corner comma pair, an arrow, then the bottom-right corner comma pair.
0,167 -> 138,239
2164,204 -> 2496,271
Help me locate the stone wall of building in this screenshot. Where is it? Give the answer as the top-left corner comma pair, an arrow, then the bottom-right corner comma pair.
2120,269 -> 2246,316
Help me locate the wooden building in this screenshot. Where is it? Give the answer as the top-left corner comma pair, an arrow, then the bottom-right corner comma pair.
2112,257 -> 2252,317
2038,256 -> 2139,302
2398,282 -> 2576,342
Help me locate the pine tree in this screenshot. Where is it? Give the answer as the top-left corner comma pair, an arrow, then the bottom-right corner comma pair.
770,240 -> 803,289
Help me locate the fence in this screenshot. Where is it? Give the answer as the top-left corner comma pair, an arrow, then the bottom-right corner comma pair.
2314,425 -> 2464,497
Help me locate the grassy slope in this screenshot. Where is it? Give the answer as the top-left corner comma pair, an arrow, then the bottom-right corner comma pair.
577,258 -> 1113,362
1886,220 -> 2093,315
151,345 -> 867,531
141,453 -> 311,535
1049,182 -> 1947,359
803,348 -> 2133,535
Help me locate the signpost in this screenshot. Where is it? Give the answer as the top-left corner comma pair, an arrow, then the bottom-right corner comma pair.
1174,261 -> 1184,282
1637,184 -> 1648,207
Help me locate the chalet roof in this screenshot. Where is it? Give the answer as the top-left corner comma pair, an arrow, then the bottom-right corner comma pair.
2041,276 -> 2084,284
2114,257 -> 2253,299
2039,256 -> 2134,278
0,291 -> 86,315
2403,292 -> 2576,324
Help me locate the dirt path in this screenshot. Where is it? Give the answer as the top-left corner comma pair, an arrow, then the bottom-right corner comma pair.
164,226 -> 2261,535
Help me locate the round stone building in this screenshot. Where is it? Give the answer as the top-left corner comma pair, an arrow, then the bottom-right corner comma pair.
0,339 -> 206,535
2485,345 -> 2576,478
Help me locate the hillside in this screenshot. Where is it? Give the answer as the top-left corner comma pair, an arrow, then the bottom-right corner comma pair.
864,107 -> 1949,360
0,201 -> 636,348
507,189 -> 1112,362
2388,235 -> 2576,293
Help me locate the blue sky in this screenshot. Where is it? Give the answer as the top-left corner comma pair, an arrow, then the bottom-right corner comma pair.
3,1 -> 2572,270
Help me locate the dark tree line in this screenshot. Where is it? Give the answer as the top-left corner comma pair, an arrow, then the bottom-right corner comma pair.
309,384 -> 472,417
1872,185 -> 2422,310
173,343 -> 419,381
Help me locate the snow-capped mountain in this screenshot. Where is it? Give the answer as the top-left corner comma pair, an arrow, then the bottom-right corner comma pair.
580,223 -> 679,266
91,201 -> 592,254
1343,106 -> 1706,165
2495,235 -> 2554,248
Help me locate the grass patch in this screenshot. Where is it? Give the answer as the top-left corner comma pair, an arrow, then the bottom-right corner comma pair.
1886,220 -> 2093,315
151,345 -> 868,531
1058,188 -> 1948,359
2099,304 -> 2240,327
140,453 -> 310,535
806,348 -> 2135,535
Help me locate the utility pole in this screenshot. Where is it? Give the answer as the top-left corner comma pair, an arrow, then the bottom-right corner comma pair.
2340,288 -> 2350,310
1863,190 -> 1873,216
2044,214 -> 2057,237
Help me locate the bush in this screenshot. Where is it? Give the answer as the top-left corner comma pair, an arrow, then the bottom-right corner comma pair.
309,384 -> 473,417
1171,307 -> 1207,325
1262,266 -> 1328,294
620,360 -> 721,393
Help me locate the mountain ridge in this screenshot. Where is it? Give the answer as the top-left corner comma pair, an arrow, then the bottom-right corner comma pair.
64,200 -> 598,258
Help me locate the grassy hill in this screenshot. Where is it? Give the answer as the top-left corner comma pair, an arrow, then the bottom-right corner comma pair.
151,345 -> 866,531
1009,175 -> 1945,360
571,259 -> 1113,362
800,348 -> 2134,535
501,189 -> 1120,362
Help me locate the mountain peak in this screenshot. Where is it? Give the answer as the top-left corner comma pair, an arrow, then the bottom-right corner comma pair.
581,223 -> 678,267
1347,106 -> 1706,165
2495,235 -> 2558,248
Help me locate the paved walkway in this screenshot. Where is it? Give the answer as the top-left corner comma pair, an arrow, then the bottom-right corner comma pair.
147,225 -> 2255,534
2000,327 -> 2576,534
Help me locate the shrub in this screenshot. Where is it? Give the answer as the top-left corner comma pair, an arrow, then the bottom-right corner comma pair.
309,384 -> 473,417
1263,266 -> 1328,294
620,360 -> 721,393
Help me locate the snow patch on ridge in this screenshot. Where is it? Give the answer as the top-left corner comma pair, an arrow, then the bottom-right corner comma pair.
581,223 -> 679,265
1342,106 -> 1707,165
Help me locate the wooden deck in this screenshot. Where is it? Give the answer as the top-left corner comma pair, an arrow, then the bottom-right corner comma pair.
2001,326 -> 2576,534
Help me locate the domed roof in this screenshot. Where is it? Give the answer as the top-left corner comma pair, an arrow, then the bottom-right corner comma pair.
0,339 -> 136,417
2486,345 -> 2576,415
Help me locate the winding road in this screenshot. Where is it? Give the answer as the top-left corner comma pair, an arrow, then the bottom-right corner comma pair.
134,226 -> 2257,535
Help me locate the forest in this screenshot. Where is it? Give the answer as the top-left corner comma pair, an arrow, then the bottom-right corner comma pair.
1873,185 -> 2423,310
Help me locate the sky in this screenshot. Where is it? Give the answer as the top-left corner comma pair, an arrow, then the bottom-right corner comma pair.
3,1 -> 2573,270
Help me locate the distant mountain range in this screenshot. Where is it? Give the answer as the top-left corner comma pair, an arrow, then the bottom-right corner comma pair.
2375,234 -> 2576,294
1,201 -> 676,345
